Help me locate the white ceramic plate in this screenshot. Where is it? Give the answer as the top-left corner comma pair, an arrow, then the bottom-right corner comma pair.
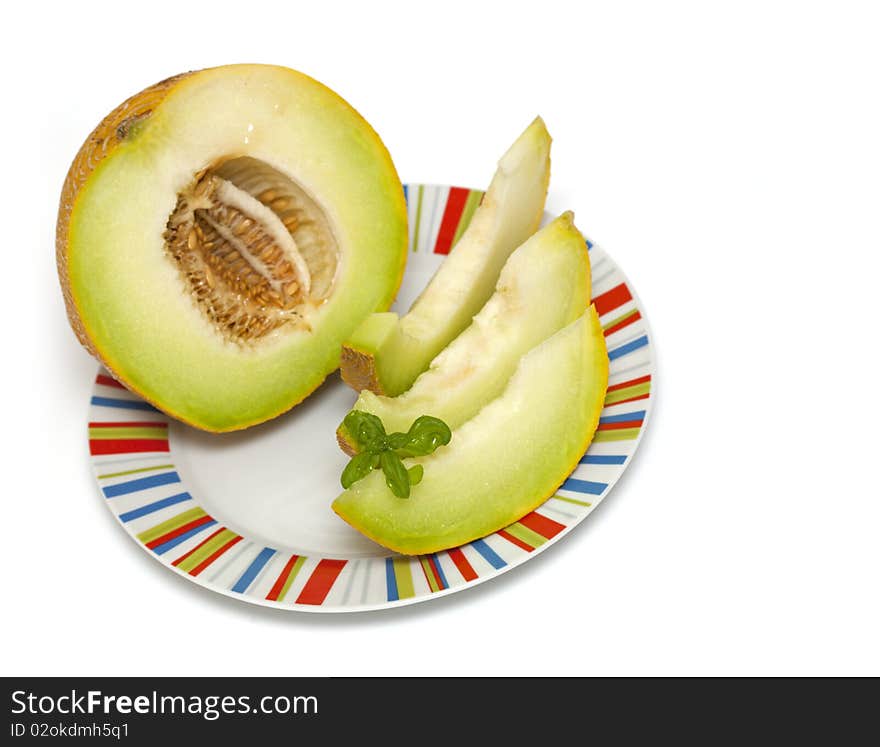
87,183 -> 654,612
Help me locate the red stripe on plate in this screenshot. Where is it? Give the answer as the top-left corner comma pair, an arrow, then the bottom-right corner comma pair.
295,559 -> 347,605
266,554 -> 302,601
95,374 -> 126,389
519,511 -> 566,540
172,527 -> 226,567
89,421 -> 168,429
592,283 -> 633,316
606,374 -> 652,393
89,439 -> 169,455
433,187 -> 470,255
447,547 -> 477,582
597,420 -> 644,431
421,555 -> 446,591
498,529 -> 534,552
428,556 -> 447,590
190,536 -> 243,577
145,514 -> 214,550
611,392 -> 651,406
604,310 -> 642,337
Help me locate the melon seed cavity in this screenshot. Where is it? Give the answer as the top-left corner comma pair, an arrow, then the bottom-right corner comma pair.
164,156 -> 339,343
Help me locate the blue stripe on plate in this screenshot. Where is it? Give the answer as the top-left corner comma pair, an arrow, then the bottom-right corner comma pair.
103,471 -> 181,498
432,553 -> 449,590
608,335 -> 649,361
599,410 -> 647,424
119,493 -> 192,522
231,547 -> 276,593
580,454 -> 628,465
386,558 -> 398,602
90,396 -> 160,412
151,520 -> 217,555
471,539 -> 506,569
561,478 -> 608,495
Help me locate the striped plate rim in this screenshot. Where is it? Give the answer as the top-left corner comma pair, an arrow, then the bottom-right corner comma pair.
87,183 -> 655,612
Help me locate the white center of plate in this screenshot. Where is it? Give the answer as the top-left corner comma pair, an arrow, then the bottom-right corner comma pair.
168,375 -> 388,557
165,270 -> 435,559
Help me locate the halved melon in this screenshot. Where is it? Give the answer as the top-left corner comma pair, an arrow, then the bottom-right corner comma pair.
57,64 -> 407,431
340,116 -> 551,396
332,307 -> 609,555
337,211 -> 591,454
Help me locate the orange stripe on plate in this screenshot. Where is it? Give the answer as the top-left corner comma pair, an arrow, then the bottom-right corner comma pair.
498,529 -> 534,552
172,527 -> 226,567
604,310 -> 642,336
433,187 -> 470,254
89,439 -> 169,455
447,547 -> 477,582
95,374 -> 126,389
612,392 -> 650,406
606,374 -> 651,392
145,515 -> 213,550
295,559 -> 347,605
190,536 -> 243,577
519,511 -> 566,540
592,283 -> 632,316
89,421 -> 168,429
597,420 -> 644,431
266,554 -> 302,601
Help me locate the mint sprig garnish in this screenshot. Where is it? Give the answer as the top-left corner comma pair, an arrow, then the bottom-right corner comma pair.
340,411 -> 451,498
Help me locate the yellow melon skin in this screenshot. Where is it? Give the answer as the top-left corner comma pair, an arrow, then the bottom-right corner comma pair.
340,117 -> 552,398
57,72 -> 190,359
57,65 -> 408,432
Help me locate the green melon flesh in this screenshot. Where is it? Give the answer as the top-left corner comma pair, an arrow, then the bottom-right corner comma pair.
342,116 -> 551,396
66,65 -> 407,431
338,212 -> 591,451
332,308 -> 609,555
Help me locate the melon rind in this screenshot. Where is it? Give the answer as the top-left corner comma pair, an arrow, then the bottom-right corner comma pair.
57,64 -> 408,432
340,117 -> 552,397
332,307 -> 609,555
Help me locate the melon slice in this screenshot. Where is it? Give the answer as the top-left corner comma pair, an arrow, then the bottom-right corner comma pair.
340,117 -> 551,396
57,64 -> 407,432
337,211 -> 591,454
332,308 -> 609,555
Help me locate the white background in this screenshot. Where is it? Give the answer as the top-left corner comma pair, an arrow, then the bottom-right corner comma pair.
3,0 -> 878,676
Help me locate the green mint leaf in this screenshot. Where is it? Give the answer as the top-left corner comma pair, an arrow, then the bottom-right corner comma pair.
341,451 -> 380,489
387,432 -> 410,450
343,410 -> 386,449
380,450 -> 411,499
396,415 -> 452,457
407,464 -> 424,486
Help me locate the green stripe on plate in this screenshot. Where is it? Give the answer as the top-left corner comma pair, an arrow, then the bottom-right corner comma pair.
450,189 -> 484,247
276,556 -> 308,602
604,382 -> 651,405
602,308 -> 640,331
392,557 -> 415,599
593,427 -> 642,443
412,185 -> 424,252
89,427 -> 169,440
504,522 -> 548,549
419,557 -> 440,593
552,494 -> 593,507
175,529 -> 237,573
97,464 -> 174,479
137,507 -> 208,543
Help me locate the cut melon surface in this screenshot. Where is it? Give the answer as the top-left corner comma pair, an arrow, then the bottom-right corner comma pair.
58,64 -> 407,431
332,307 -> 609,555
340,116 -> 552,396
337,211 -> 591,453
